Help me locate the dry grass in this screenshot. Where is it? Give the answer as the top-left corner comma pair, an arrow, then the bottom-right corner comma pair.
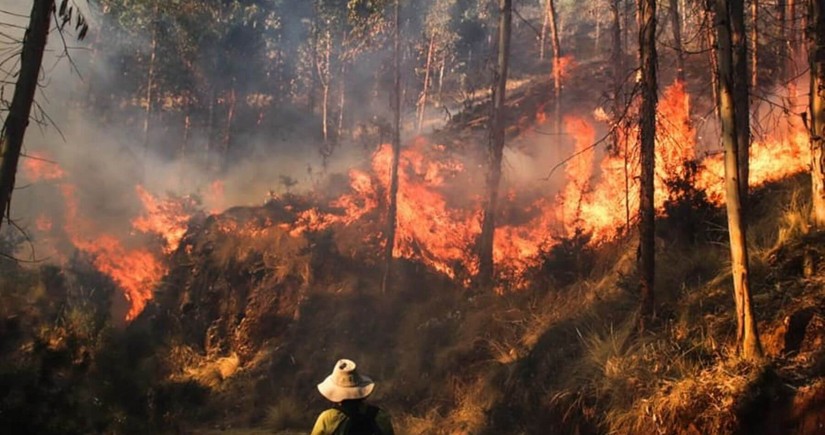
211,219 -> 312,285
264,397 -> 306,433
544,177 -> 817,433
176,353 -> 241,389
613,358 -> 767,434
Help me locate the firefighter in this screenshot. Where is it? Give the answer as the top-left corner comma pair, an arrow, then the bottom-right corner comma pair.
311,359 -> 394,435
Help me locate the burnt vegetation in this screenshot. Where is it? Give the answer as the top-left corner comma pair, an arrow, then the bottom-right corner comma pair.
2,0 -> 825,434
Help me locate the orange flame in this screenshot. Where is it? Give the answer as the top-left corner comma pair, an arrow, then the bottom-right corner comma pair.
290,79 -> 810,287
21,152 -> 65,181
132,185 -> 191,254
60,183 -> 166,321
560,116 -> 597,233
377,139 -> 479,278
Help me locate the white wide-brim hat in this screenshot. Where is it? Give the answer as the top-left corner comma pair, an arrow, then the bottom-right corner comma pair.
317,359 -> 375,402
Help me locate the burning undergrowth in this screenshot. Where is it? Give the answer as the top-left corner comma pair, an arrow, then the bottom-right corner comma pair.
15,74 -> 813,331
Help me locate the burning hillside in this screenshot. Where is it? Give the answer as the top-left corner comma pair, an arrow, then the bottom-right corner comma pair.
18,77 -> 812,324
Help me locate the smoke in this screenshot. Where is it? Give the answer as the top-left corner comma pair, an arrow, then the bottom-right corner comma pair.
2,1 -> 379,255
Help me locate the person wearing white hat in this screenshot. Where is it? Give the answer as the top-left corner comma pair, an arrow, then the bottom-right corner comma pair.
311,359 -> 394,435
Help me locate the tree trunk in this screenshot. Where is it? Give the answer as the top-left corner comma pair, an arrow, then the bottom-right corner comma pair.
143,0 -> 159,164
85,2 -> 109,110
540,0 -> 550,60
319,33 -> 331,149
438,51 -> 446,100
206,87 -> 216,168
179,94 -> 191,188
715,0 -> 763,360
321,81 -> 330,146
182,102 -> 191,159
809,0 -> 825,228
477,0 -> 512,289
337,62 -> 347,141
0,0 -> 53,231
612,0 -> 624,141
417,34 -> 435,133
548,0 -> 562,134
222,86 -> 236,171
611,0 -> 631,230
638,0 -> 657,329
669,0 -> 686,83
705,2 -> 721,122
789,0 -> 797,76
779,0 -> 787,78
751,0 -> 758,88
595,8 -> 602,53
731,0 -> 750,203
382,0 -> 402,295
625,0 -> 632,58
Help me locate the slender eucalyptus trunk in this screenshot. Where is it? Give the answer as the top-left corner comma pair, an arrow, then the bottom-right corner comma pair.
180,96 -> 191,189
638,0 -> 657,329
540,0 -> 549,60
789,0 -> 797,76
751,0 -> 758,88
548,0 -> 562,134
319,33 -> 331,147
731,0 -> 750,202
222,86 -> 236,171
612,0 -> 624,143
669,0 -> 686,83
417,34 -> 435,133
809,0 -> 825,228
611,0 -> 631,230
143,0 -> 159,165
437,51 -> 446,100
715,0 -> 763,360
0,0 -> 53,232
788,0 -> 801,106
337,62 -> 347,140
382,0 -> 402,294
705,2 -> 721,122
477,0 -> 512,289
182,101 -> 191,158
595,9 -> 602,53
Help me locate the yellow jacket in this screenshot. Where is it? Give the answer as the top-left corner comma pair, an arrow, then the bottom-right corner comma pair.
310,402 -> 394,435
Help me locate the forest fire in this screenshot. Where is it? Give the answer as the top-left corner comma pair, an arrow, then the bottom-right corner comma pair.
21,153 -> 187,321
20,77 -> 812,319
132,186 -> 193,254
278,80 -> 810,289
6,0 -> 825,432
